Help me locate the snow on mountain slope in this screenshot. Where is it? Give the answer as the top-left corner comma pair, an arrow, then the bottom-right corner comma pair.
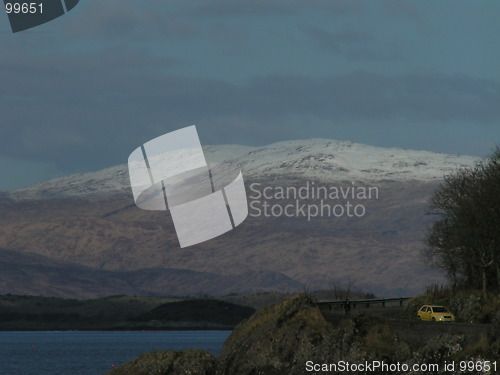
0,145 -> 253,201
2,139 -> 479,201
225,139 -> 478,182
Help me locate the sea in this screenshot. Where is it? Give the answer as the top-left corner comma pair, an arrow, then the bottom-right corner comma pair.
0,330 -> 231,375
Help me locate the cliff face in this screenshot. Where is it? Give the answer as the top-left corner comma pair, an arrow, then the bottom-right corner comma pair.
106,296 -> 500,375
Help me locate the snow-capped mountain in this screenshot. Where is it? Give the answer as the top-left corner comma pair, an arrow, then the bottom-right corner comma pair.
0,139 -> 482,297
2,139 -> 478,201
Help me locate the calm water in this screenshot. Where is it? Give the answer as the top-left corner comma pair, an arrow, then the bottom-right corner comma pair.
0,330 -> 231,375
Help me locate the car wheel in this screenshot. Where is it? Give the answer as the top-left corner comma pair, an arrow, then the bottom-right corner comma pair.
432,318 -> 436,322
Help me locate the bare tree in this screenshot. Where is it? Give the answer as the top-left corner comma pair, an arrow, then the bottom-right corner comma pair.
426,146 -> 500,299
328,278 -> 356,300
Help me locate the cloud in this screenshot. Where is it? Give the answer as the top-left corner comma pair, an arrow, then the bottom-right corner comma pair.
301,25 -> 401,61
301,25 -> 374,52
242,73 -> 500,124
66,0 -> 202,40
192,0 -> 366,16
382,0 -> 422,19
1,49 -> 498,175
59,0 -> 253,51
193,0 -> 295,17
0,45 -> 181,78
1,0 -> 498,186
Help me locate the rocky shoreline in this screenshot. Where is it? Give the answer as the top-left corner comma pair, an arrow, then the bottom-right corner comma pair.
105,295 -> 500,375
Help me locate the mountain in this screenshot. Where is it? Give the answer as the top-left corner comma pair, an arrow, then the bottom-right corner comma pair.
0,139 -> 479,297
0,248 -> 302,298
1,140 -> 475,201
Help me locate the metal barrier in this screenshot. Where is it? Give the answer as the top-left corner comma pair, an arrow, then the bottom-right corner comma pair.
317,297 -> 411,313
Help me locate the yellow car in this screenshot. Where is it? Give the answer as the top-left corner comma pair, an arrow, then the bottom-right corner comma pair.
417,305 -> 455,322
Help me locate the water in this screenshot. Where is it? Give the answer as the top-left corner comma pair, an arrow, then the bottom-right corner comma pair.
0,330 -> 231,375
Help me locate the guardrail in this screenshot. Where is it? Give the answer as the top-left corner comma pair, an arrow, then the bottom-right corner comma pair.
317,297 -> 411,312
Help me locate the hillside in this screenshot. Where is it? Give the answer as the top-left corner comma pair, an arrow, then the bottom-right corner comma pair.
0,248 -> 301,298
0,139 -> 479,297
0,294 -> 256,330
131,299 -> 255,328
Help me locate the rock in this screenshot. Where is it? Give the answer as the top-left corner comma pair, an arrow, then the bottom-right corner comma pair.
104,295 -> 500,375
414,334 -> 464,365
105,349 -> 217,375
216,295 -> 363,375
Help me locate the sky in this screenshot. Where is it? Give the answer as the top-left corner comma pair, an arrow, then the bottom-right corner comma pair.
0,0 -> 499,190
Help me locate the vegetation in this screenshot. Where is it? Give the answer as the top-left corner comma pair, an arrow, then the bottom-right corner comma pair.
405,284 -> 500,324
0,294 -> 178,330
131,299 -> 255,327
0,294 -> 261,330
426,146 -> 500,298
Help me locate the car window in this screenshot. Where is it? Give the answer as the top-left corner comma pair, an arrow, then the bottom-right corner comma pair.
432,307 -> 448,313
